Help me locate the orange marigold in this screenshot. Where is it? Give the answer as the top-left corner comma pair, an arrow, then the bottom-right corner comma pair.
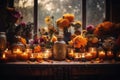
51,35 -> 57,43
34,45 -> 41,53
19,37 -> 26,45
56,18 -> 70,29
63,13 -> 74,23
72,35 -> 87,48
94,21 -> 113,37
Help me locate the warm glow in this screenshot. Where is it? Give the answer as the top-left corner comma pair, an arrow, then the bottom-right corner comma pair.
2,54 -> 6,59
4,48 -> 8,53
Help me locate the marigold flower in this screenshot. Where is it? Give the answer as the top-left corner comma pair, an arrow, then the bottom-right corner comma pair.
63,13 -> 74,22
70,35 -> 87,48
34,45 -> 41,53
18,37 -> 27,45
56,18 -> 70,29
51,35 -> 57,43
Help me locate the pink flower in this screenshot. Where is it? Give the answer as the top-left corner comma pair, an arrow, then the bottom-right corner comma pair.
86,25 -> 95,31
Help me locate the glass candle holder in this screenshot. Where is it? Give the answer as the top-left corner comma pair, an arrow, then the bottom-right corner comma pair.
68,48 -> 75,59
85,52 -> 93,61
98,51 -> 106,59
107,50 -> 114,59
89,47 -> 97,59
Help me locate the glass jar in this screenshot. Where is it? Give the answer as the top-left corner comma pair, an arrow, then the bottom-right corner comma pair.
53,36 -> 67,60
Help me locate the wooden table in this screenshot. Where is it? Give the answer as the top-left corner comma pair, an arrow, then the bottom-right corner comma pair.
0,60 -> 120,80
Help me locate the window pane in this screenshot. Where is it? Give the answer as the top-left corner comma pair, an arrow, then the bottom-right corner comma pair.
14,0 -> 34,23
86,0 -> 105,26
38,0 -> 82,27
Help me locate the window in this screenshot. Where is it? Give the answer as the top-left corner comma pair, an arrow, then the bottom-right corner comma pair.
14,0 -> 34,23
14,0 -> 105,31
38,0 -> 82,27
86,0 -> 105,26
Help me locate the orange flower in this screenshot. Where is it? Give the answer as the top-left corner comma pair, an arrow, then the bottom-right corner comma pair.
63,13 -> 74,22
34,45 -> 41,53
56,18 -> 70,29
94,21 -> 113,37
51,35 -> 57,43
19,37 -> 26,45
72,35 -> 87,48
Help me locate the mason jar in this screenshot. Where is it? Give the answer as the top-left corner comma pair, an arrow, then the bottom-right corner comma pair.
53,35 -> 67,60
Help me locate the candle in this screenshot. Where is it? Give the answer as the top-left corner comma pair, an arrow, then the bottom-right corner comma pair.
85,52 -> 92,60
13,49 -> 23,61
21,52 -> 28,61
107,51 -> 114,59
43,53 -> 49,60
74,53 -> 81,61
98,51 -> 106,59
36,53 -> 43,62
13,49 -> 22,55
3,49 -> 11,58
0,54 -> 7,63
43,49 -> 51,60
29,53 -> 36,61
89,47 -> 97,58
25,49 -> 32,57
81,53 -> 86,62
68,49 -> 75,59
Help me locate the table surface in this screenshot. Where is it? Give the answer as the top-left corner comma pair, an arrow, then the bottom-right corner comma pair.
3,60 -> 120,65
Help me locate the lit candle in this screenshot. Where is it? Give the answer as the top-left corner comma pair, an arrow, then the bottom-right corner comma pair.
21,52 -> 28,61
74,53 -> 81,61
89,47 -> 97,58
0,54 -> 7,63
68,49 -> 75,59
36,53 -> 43,62
13,49 -> 23,61
13,48 -> 22,54
43,49 -> 51,60
2,54 -> 6,59
4,48 -> 11,58
29,53 -> 36,61
107,51 -> 114,59
85,52 -> 92,60
43,53 -> 49,60
98,51 -> 106,59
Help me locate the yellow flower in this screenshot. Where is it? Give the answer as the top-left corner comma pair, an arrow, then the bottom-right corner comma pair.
45,16 -> 52,25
